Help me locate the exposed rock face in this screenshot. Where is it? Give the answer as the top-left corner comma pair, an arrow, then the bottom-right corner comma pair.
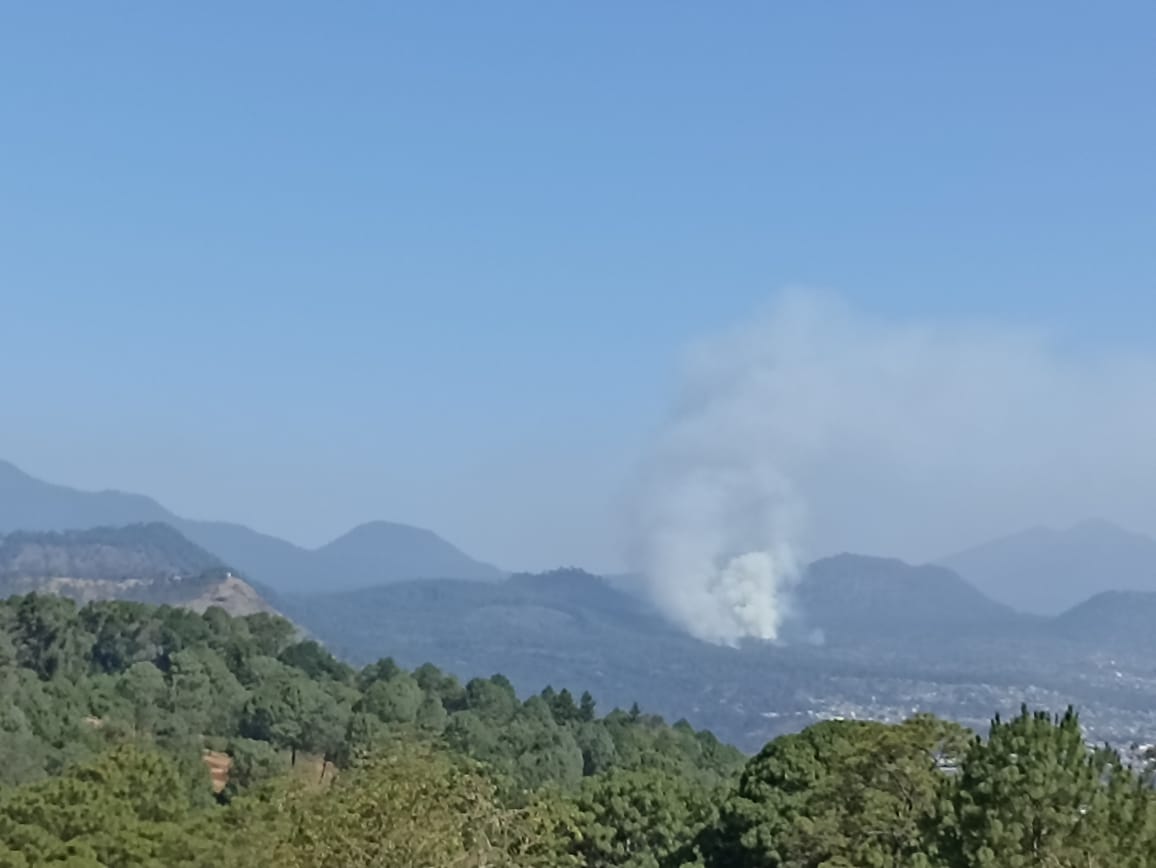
2,569 -> 280,618
183,573 -> 280,617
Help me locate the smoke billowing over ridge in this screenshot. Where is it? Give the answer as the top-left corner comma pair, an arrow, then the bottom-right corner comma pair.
632,289 -> 1156,645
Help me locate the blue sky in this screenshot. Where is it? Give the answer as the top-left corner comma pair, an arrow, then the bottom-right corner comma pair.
2,3 -> 1154,571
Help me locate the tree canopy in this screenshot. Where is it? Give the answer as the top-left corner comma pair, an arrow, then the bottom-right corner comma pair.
1,593 -> 1154,868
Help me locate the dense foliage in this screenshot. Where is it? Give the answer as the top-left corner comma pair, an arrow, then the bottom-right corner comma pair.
3,594 -> 1156,867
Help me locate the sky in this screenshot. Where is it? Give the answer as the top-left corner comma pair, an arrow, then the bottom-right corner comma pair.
2,3 -> 1154,573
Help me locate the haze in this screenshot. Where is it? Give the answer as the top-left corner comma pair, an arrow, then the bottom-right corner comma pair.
3,3 -> 1155,580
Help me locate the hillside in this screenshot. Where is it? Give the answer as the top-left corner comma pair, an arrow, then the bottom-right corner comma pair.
281,556 -> 1156,750
791,553 -> 1025,641
939,519 -> 1156,615
276,567 -> 740,736
1,583 -> 1152,868
279,568 -> 680,666
0,523 -> 277,617
0,594 -> 744,867
0,459 -> 503,592
1052,590 -> 1156,650
276,560 -> 1023,747
0,523 -> 223,582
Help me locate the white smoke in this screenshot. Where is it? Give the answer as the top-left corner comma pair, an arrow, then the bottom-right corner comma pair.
632,288 -> 1156,644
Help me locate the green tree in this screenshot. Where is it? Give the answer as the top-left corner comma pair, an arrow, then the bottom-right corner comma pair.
566,768 -> 717,868
357,673 -> 423,724
937,707 -> 1156,868
414,662 -> 466,710
547,688 -> 581,725
277,743 -> 553,868
116,661 -> 168,736
0,703 -> 50,787
701,715 -> 969,868
356,657 -> 401,689
0,746 -> 197,866
416,693 -> 449,733
575,721 -> 618,776
225,738 -> 290,797
9,595 -> 87,680
466,675 -> 519,723
278,641 -> 353,683
504,698 -> 584,791
579,690 -> 597,723
239,669 -> 306,762
166,648 -> 214,737
244,613 -> 297,658
336,712 -> 388,766
80,601 -> 165,676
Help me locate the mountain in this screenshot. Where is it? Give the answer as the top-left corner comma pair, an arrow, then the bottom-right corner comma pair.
0,523 -> 276,617
316,521 -> 502,583
0,459 -> 502,593
938,519 -> 1156,615
790,553 -> 1024,642
1052,590 -> 1156,650
278,558 -> 1049,750
0,459 -> 171,530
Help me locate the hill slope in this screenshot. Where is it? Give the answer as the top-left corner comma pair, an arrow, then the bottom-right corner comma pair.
790,553 -> 1024,642
1052,590 -> 1156,650
0,523 -> 276,616
0,522 -> 222,581
939,519 -> 1156,615
277,567 -> 723,731
0,459 -> 502,592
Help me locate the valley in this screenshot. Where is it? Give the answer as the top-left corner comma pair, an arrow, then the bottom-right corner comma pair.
4,460 -> 1156,755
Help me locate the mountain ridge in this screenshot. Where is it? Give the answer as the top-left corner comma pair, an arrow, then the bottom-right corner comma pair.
0,459 -> 504,593
938,519 -> 1156,615
790,553 -> 1026,642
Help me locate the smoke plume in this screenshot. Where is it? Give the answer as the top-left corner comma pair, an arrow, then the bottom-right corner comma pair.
632,288 -> 1156,644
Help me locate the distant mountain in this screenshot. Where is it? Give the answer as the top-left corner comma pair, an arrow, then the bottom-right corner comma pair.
0,460 -> 170,530
0,523 -> 276,617
0,459 -> 503,593
317,521 -> 502,583
790,554 -> 1023,642
938,519 -> 1156,615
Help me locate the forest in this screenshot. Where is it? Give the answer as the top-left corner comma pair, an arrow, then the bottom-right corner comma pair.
2,594 -> 1156,867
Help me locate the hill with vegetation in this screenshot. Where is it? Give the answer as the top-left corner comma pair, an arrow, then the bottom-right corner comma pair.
792,553 -> 1027,641
279,559 -> 1156,752
2,595 -> 1156,866
0,524 -> 277,618
0,523 -> 223,582
274,568 -> 741,736
0,593 -> 743,866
